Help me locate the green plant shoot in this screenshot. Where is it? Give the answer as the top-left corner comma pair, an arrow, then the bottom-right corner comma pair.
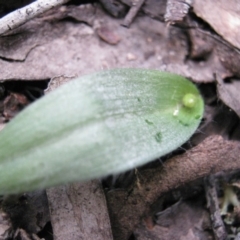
0,69 -> 204,194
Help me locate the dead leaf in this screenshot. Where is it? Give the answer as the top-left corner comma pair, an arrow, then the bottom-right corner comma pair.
0,5 -> 219,83
193,0 -> 240,49
216,76 -> 240,118
3,92 -> 29,120
134,200 -> 213,240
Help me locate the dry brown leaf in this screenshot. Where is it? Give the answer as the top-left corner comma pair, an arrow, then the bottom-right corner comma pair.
193,0 -> 240,49
134,200 -> 213,240
217,77 -> 240,118
0,4 -> 218,82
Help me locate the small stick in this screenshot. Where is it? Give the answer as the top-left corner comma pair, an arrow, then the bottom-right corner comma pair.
204,175 -> 227,240
122,0 -> 145,28
0,0 -> 71,36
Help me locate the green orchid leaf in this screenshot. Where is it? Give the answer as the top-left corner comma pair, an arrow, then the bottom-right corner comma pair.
0,69 -> 204,194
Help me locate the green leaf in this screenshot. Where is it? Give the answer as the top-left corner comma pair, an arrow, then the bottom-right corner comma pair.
0,69 -> 204,194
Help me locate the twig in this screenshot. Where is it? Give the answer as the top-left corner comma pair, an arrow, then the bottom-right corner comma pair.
122,0 -> 145,28
204,175 -> 227,240
107,135 -> 240,239
0,0 -> 71,36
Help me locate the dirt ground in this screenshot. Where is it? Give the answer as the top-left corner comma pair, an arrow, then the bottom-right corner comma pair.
1,0 -> 240,239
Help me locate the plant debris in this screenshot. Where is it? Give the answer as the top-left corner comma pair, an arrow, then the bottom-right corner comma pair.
1,0 -> 240,239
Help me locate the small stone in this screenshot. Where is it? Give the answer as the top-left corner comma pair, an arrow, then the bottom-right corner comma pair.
127,53 -> 137,61
97,26 -> 121,45
147,37 -> 152,43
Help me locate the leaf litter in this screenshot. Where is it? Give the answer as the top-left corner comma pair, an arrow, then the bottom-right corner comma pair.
0,0 -> 240,239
